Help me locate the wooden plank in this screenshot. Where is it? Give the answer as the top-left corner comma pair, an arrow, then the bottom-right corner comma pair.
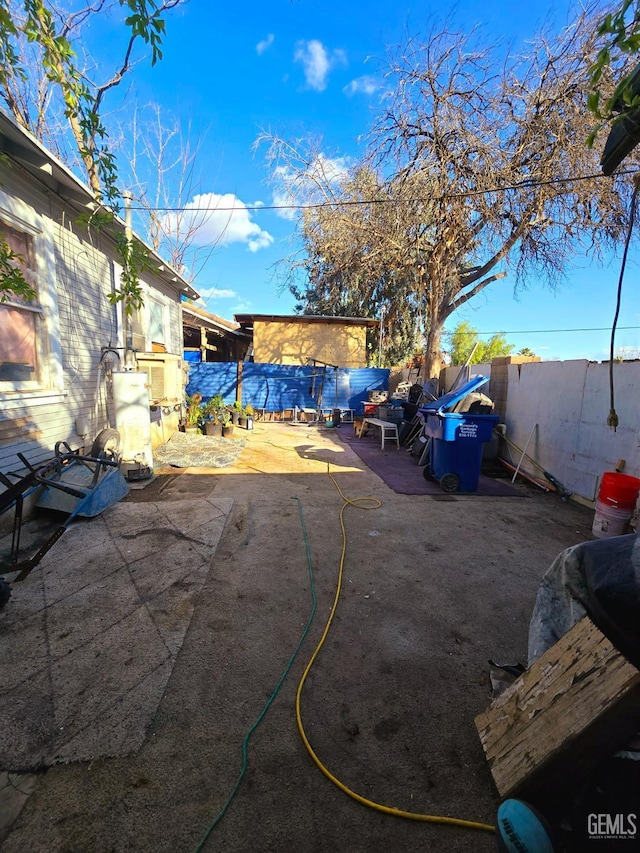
237,360 -> 243,408
497,456 -> 553,491
475,617 -> 640,800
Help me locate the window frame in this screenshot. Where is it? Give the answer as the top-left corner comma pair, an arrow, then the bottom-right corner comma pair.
113,271 -> 173,356
147,290 -> 170,351
0,188 -> 63,404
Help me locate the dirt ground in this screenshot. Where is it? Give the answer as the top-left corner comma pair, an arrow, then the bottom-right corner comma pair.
0,421 -> 597,852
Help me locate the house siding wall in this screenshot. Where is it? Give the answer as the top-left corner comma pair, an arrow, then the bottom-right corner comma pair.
252,320 -> 369,367
0,159 -> 184,475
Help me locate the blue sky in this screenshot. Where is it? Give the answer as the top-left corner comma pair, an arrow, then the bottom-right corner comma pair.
101,0 -> 640,362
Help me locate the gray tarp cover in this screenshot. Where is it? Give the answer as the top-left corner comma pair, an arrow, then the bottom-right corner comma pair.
528,533 -> 640,670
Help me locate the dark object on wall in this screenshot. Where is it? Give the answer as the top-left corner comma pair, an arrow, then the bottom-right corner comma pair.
0,577 -> 10,610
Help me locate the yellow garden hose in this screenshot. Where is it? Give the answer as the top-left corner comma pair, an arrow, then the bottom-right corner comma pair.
294,466 -> 495,835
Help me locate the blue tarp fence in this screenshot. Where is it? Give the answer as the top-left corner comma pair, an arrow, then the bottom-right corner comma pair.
186,361 -> 390,413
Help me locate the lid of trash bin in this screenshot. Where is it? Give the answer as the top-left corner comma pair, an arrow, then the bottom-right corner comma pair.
418,375 -> 490,417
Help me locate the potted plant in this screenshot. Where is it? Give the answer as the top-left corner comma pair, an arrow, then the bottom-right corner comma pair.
184,393 -> 204,434
203,394 -> 224,436
204,418 -> 222,437
239,403 -> 254,430
220,409 -> 234,437
230,400 -> 243,425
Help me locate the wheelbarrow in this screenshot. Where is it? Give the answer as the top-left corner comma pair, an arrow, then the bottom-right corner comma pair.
0,431 -> 129,609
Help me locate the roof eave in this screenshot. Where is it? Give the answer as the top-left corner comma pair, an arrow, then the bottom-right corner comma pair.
0,110 -> 199,301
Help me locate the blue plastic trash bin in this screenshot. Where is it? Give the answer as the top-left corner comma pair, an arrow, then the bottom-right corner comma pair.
418,376 -> 499,493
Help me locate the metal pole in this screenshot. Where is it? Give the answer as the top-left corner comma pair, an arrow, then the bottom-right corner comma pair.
450,342 -> 479,391
378,306 -> 385,367
122,191 -> 135,370
512,424 -> 537,484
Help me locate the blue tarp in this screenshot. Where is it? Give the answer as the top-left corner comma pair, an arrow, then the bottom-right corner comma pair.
185,361 -> 389,413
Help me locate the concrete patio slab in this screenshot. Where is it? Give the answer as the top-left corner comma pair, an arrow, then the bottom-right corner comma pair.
0,493 -> 233,769
0,422 -> 603,852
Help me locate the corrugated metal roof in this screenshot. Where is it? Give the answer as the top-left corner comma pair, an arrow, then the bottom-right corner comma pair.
235,313 -> 380,329
182,302 -> 242,333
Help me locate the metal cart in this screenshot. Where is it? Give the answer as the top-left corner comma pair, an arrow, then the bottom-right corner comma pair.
0,431 -> 129,608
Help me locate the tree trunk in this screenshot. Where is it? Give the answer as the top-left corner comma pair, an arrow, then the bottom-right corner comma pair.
423,322 -> 442,383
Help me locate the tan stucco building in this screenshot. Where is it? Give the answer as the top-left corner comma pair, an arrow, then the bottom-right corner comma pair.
234,314 -> 379,368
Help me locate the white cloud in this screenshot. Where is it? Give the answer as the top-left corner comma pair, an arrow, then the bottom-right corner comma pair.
256,34 -> 274,55
271,187 -> 298,222
344,75 -> 378,96
313,153 -> 350,182
196,287 -> 238,300
271,155 -> 351,220
294,39 -> 347,91
162,192 -> 273,253
232,299 -> 252,312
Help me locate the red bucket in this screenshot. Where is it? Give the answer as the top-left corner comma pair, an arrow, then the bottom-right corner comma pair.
597,472 -> 640,510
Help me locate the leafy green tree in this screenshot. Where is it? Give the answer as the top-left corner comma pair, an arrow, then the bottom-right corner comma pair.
0,239 -> 35,302
448,321 -> 514,365
587,0 -> 640,145
518,346 -> 536,356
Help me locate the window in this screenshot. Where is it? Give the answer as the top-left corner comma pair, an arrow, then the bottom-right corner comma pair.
0,191 -> 62,400
113,264 -> 171,355
0,221 -> 43,386
148,295 -> 167,352
129,305 -> 146,352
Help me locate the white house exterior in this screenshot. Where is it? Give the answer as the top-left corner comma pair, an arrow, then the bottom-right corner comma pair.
0,110 -> 198,477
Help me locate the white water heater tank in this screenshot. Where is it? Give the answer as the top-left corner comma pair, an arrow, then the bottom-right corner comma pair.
111,371 -> 153,480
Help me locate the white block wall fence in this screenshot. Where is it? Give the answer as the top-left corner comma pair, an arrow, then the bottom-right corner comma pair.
438,359 -> 640,505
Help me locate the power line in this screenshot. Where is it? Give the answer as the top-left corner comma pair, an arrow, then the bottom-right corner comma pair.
453,325 -> 640,336
127,169 -> 637,214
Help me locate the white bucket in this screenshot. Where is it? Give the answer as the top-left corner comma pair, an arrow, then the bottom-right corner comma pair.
592,499 -> 632,538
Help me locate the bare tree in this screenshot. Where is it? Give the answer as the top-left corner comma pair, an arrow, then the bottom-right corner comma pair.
263,8 -> 637,378
120,103 -> 222,282
259,135 -> 430,364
